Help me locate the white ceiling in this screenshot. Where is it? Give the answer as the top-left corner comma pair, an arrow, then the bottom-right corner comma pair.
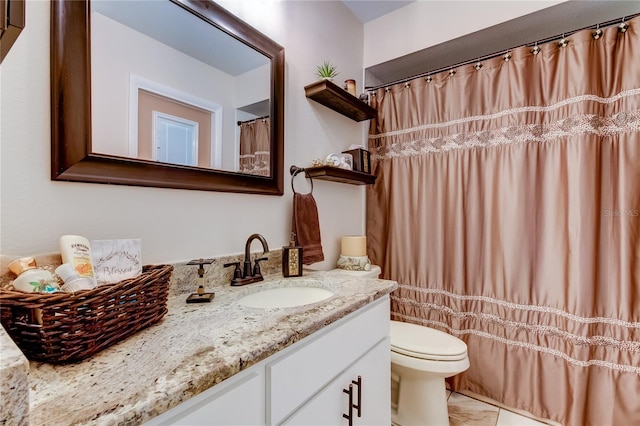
342,0 -> 415,23
92,0 -> 269,76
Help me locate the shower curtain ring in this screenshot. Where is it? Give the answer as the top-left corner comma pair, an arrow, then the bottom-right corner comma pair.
558,33 -> 569,47
592,25 -> 603,40
618,18 -> 629,33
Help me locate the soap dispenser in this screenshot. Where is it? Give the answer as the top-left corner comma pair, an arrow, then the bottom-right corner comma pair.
186,258 -> 215,303
282,232 -> 303,278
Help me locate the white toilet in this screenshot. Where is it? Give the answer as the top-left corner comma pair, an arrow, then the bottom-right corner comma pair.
390,320 -> 469,425
326,266 -> 470,426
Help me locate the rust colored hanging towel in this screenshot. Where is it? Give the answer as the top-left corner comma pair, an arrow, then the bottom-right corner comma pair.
292,192 -> 324,265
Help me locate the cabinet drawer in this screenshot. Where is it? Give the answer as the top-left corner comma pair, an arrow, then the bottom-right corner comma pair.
267,297 -> 389,424
145,363 -> 264,426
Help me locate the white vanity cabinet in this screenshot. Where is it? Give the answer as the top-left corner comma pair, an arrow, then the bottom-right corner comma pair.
268,297 -> 390,425
282,337 -> 390,425
145,362 -> 265,425
144,296 -> 390,426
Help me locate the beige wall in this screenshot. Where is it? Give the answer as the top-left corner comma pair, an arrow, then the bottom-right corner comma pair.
0,0 -> 572,267
0,1 -> 367,267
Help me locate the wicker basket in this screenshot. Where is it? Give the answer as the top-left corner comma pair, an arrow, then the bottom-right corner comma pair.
0,264 -> 173,363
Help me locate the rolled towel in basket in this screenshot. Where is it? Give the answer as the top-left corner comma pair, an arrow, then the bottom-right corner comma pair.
292,192 -> 324,265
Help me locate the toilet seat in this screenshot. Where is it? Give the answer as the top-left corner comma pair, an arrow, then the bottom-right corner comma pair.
390,320 -> 467,361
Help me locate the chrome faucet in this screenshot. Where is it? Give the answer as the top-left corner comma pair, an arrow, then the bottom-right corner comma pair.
224,233 -> 269,286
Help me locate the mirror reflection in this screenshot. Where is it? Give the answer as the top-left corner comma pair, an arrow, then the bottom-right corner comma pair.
90,0 -> 272,176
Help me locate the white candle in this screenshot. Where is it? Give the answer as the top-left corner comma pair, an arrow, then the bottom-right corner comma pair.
341,236 -> 367,256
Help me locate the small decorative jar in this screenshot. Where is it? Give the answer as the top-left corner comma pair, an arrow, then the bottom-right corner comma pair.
8,257 -> 60,293
344,79 -> 356,96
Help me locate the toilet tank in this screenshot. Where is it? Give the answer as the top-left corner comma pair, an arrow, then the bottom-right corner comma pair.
325,265 -> 381,279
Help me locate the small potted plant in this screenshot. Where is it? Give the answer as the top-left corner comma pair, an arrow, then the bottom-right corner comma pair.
316,60 -> 339,81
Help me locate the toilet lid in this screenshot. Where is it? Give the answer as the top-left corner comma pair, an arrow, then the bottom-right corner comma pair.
390,321 -> 468,361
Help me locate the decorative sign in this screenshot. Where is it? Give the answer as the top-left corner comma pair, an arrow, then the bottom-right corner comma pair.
91,239 -> 142,285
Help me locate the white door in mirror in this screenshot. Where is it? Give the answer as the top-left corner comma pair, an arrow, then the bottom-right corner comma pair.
153,112 -> 198,166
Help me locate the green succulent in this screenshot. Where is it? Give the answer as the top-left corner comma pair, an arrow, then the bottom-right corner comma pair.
316,60 -> 339,80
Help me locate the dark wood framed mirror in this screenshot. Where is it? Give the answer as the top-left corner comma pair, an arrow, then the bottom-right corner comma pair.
0,0 -> 25,64
51,0 -> 284,195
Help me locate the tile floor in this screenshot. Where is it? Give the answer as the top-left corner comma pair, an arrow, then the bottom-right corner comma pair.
447,391 -> 554,426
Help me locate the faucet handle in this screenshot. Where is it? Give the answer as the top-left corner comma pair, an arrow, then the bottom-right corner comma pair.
253,257 -> 268,276
223,262 -> 243,279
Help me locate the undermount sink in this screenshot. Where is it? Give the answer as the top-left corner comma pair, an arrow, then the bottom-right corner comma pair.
237,286 -> 334,309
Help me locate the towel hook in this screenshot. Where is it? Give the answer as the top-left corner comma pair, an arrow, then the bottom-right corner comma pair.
290,165 -> 314,194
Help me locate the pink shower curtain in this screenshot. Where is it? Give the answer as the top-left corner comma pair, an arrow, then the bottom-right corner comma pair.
367,17 -> 640,426
239,118 -> 270,176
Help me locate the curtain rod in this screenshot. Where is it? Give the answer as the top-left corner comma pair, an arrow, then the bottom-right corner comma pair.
366,13 -> 639,92
237,115 -> 269,126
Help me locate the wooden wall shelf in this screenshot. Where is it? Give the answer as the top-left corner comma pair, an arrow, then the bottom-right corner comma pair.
294,166 -> 376,185
304,80 -> 376,122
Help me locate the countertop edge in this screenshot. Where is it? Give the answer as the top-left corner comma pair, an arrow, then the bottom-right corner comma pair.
0,325 -> 30,425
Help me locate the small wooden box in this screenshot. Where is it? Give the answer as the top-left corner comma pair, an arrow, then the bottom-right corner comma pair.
342,148 -> 371,173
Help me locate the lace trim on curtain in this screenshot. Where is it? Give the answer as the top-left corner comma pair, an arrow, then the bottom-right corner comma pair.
392,312 -> 640,375
370,88 -> 640,140
239,153 -> 270,175
370,109 -> 640,159
392,283 -> 640,374
396,284 -> 640,328
392,296 -> 640,352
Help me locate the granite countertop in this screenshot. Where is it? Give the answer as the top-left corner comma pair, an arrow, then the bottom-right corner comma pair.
7,270 -> 396,426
